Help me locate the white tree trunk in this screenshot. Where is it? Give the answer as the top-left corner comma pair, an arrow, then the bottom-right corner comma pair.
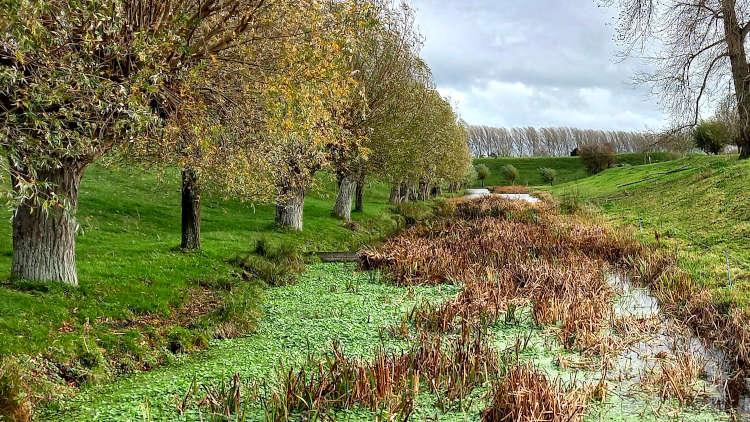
332,174 -> 356,221
275,187 -> 305,230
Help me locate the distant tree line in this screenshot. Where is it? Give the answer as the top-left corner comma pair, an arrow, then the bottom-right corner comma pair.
467,126 -> 657,157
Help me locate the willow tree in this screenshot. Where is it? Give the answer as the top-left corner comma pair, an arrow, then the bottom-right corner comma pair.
131,1 -> 338,247
0,0 -> 275,284
604,0 -> 750,158
329,0 -> 422,220
241,1 -> 367,231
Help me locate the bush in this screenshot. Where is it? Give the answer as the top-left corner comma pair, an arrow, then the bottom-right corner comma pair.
538,168 -> 557,185
434,199 -> 456,218
464,165 -> 478,186
391,202 -> 433,226
579,143 -> 615,174
692,121 -> 731,155
232,239 -> 305,286
501,164 -> 519,185
474,164 -> 490,187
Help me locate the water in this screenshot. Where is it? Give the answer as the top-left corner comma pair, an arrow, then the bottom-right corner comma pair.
463,188 -> 491,199
462,189 -> 540,203
607,273 -> 750,418
498,193 -> 540,203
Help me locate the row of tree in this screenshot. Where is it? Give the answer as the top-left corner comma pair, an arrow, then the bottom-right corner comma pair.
467,125 -> 655,157
0,0 -> 471,285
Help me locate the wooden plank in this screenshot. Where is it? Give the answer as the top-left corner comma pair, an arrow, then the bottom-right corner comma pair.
314,251 -> 361,262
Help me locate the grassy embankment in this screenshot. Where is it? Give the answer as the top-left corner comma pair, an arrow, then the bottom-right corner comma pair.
542,154 -> 750,309
0,164 -> 410,403
472,152 -> 678,187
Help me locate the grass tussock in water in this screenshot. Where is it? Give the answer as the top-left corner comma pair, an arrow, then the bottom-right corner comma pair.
640,348 -> 706,406
481,362 -> 587,422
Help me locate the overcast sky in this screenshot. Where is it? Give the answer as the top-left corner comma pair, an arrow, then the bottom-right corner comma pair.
409,0 -> 667,131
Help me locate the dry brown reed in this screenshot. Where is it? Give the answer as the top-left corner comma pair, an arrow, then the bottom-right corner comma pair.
640,349 -> 706,406
488,185 -> 531,194
362,196 -> 628,354
481,362 -> 587,422
262,323 -> 499,421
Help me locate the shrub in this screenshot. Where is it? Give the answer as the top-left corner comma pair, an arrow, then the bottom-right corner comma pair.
501,164 -> 519,185
474,164 -> 490,187
464,165 -> 478,186
391,202 -> 432,226
538,167 -> 557,185
434,199 -> 456,218
579,143 -> 615,174
692,120 -> 731,155
232,239 -> 305,286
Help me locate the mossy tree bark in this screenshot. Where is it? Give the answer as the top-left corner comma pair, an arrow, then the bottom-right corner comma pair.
10,159 -> 85,285
181,167 -> 201,250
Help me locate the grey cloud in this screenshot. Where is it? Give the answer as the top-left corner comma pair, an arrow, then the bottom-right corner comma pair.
410,0 -> 666,131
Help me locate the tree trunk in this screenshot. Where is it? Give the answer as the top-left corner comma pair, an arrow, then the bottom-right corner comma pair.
332,173 -> 356,221
181,167 -> 201,250
10,161 -> 85,285
418,179 -> 428,201
389,182 -> 401,204
722,0 -> 750,159
354,173 -> 365,212
408,184 -> 417,201
275,186 -> 305,230
400,182 -> 409,202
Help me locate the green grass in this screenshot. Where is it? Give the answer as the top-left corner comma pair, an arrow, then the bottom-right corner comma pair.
545,154 -> 750,308
0,165 -> 402,388
472,152 -> 679,187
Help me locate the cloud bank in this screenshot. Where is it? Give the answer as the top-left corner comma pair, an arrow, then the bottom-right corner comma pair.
410,0 -> 667,131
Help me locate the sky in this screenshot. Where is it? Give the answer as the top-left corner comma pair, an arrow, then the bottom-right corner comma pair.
409,0 -> 668,131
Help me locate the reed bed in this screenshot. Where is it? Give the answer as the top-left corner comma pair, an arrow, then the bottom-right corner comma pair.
481,362 -> 587,422
640,349 -> 707,406
181,194 -> 750,419
361,196 -> 634,354
184,322 -> 499,421
488,185 -> 531,194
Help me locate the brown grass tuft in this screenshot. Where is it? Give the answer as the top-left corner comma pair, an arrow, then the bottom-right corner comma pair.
481,362 -> 587,422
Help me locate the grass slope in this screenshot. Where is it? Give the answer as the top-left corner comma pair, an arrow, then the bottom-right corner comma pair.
472,152 -> 678,187
0,165 -> 400,388
546,154 -> 750,308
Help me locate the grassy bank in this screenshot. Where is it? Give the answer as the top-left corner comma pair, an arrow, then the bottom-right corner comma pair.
0,165 -> 403,407
472,152 -> 679,187
545,154 -> 750,308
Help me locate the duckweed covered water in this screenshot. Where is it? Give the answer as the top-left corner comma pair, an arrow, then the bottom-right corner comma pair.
41,264 -> 734,421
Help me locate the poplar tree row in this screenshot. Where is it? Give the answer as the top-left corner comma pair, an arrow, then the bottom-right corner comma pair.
0,0 -> 471,285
